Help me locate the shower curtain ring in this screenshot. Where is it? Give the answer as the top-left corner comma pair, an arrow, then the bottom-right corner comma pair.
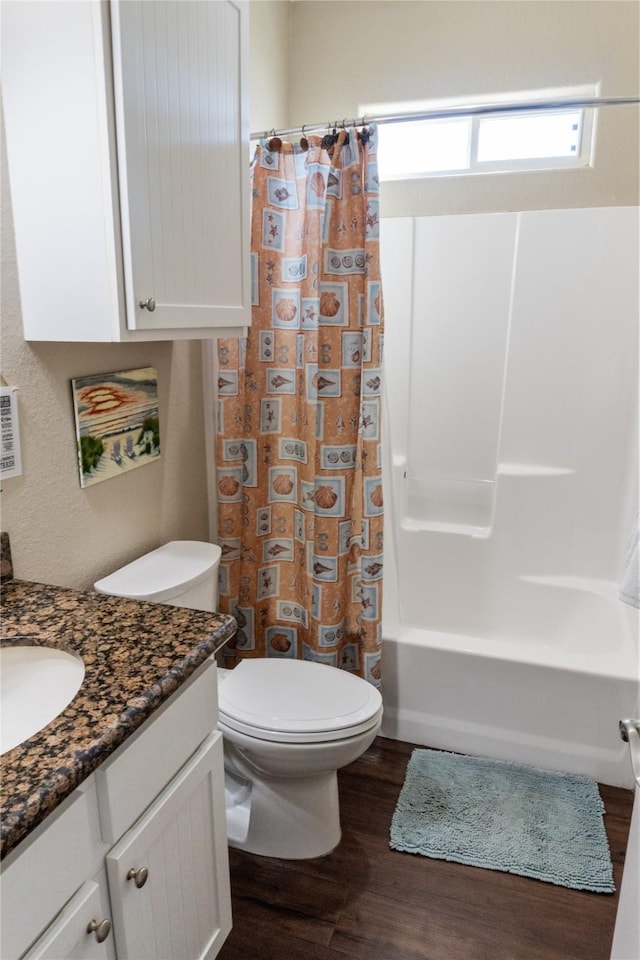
300,124 -> 309,151
322,122 -> 335,150
268,128 -> 282,151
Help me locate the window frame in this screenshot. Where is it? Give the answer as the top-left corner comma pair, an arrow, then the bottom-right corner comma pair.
365,87 -> 597,181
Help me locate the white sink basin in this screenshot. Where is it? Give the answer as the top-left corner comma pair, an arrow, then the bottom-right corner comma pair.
1,644 -> 85,755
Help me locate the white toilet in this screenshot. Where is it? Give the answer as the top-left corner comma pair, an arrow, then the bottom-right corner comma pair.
94,541 -> 383,859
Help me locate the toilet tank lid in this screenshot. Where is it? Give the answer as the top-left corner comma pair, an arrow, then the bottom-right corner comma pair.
94,541 -> 221,602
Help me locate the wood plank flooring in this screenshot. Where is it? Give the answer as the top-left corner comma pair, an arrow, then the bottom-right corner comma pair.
217,736 -> 634,960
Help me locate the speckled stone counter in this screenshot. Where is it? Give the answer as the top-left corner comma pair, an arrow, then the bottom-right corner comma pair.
1,579 -> 236,859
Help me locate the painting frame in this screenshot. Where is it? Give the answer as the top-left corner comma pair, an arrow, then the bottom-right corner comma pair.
71,367 -> 160,488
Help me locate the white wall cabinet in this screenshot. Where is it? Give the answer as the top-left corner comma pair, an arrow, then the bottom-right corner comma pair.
0,660 -> 232,960
1,0 -> 249,342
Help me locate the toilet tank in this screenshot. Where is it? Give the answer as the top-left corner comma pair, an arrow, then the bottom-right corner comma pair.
94,541 -> 222,612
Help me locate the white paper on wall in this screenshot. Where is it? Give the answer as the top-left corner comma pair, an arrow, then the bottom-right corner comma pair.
0,386 -> 23,479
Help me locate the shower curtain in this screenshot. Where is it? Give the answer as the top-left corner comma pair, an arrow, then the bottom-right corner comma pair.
214,125 -> 383,685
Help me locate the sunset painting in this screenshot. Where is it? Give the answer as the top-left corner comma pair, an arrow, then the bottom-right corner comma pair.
71,367 -> 160,487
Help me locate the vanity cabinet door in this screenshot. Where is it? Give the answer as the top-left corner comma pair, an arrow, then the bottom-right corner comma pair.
0,784 -> 109,960
106,732 -> 231,960
22,879 -> 115,960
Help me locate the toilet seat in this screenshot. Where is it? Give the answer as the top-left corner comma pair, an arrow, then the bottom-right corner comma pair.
218,658 -> 383,744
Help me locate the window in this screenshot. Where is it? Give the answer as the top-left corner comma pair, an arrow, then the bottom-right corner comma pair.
477,111 -> 583,163
364,87 -> 596,180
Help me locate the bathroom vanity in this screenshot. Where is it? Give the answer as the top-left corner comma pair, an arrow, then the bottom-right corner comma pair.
1,579 -> 237,960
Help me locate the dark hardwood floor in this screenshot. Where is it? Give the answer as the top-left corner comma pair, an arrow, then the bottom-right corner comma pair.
217,736 -> 634,960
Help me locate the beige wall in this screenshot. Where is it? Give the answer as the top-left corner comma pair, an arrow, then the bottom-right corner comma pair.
0,113 -> 210,590
249,0 -> 291,135
290,0 -> 640,216
1,0 -> 637,589
0,0 -> 291,590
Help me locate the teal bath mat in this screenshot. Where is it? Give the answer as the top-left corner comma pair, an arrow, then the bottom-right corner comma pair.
390,749 -> 614,892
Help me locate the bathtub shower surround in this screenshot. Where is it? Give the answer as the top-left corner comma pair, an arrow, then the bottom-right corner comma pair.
213,127 -> 384,683
619,517 -> 640,609
381,206 -> 639,788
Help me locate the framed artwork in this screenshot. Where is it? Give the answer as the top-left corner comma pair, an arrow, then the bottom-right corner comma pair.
71,367 -> 160,488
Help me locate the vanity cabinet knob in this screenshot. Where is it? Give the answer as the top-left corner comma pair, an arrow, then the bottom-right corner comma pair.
87,918 -> 111,943
139,297 -> 156,312
127,866 -> 149,888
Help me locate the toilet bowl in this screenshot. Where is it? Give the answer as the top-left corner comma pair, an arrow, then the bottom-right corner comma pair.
218,658 -> 382,858
95,541 -> 383,860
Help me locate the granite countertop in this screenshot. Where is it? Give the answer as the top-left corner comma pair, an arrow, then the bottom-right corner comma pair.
1,579 -> 237,860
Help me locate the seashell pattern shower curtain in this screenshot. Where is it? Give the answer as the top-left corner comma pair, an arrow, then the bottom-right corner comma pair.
214,126 -> 383,685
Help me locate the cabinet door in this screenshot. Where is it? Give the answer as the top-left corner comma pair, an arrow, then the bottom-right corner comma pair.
23,880 -> 116,960
106,733 -> 232,960
110,0 -> 250,333
1,0 -> 124,343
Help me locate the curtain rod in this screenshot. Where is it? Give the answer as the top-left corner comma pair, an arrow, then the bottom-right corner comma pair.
251,96 -> 640,140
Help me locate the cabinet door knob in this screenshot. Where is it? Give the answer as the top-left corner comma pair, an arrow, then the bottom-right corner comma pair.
126,866 -> 149,888
87,918 -> 111,943
139,297 -> 156,311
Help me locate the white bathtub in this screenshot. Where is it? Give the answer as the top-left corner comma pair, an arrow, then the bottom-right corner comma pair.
380,455 -> 639,789
381,577 -> 638,789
